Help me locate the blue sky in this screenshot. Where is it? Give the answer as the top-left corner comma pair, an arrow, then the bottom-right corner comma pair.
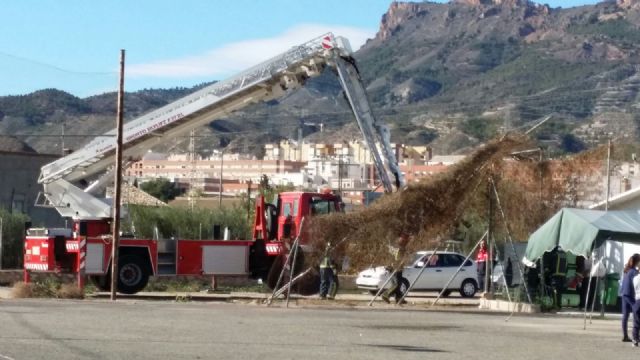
0,0 -> 599,97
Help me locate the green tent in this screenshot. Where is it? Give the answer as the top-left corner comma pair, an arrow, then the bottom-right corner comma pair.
523,208 -> 640,266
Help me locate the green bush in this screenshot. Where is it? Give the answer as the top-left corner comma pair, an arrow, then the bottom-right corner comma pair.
123,205 -> 252,240
140,178 -> 183,202
0,208 -> 29,269
459,117 -> 500,141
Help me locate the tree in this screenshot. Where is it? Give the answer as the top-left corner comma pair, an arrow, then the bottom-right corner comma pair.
140,179 -> 182,202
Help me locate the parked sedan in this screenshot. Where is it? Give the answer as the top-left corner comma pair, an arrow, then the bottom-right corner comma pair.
355,251 -> 479,298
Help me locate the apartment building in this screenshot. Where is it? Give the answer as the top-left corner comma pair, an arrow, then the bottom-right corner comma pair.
127,152 -> 306,186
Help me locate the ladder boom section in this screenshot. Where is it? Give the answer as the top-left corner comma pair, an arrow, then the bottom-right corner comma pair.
333,56 -> 404,192
39,33 -> 345,185
37,33 -> 403,220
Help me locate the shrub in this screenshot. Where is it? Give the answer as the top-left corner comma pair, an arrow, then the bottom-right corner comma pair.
0,208 -> 29,269
123,204 -> 252,240
11,280 -> 85,299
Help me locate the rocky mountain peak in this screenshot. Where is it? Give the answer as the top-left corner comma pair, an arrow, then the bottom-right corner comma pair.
378,1 -> 424,41
617,0 -> 640,9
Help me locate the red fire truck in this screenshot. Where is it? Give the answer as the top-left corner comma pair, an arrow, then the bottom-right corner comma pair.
23,33 -> 402,294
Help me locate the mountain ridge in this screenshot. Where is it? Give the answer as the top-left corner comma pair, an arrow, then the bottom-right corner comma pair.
4,0 -> 640,156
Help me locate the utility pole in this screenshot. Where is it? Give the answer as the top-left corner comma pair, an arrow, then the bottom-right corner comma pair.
247,179 -> 252,219
218,150 -> 224,208
538,148 -> 543,203
110,49 -> 125,301
61,123 -> 65,156
188,130 -> 197,211
486,180 -> 494,295
601,139 -> 612,316
338,156 -> 343,196
605,139 -> 612,211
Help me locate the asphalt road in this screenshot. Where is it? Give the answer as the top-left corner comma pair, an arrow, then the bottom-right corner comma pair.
0,299 -> 630,360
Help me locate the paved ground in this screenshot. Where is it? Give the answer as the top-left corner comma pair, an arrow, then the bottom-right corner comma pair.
0,298 -> 630,360
94,290 -> 480,306
0,286 -> 480,307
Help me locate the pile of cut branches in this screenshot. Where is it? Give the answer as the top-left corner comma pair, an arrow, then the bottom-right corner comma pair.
306,135 -> 529,270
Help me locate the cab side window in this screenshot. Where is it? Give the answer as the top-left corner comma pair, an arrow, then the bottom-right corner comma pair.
283,203 -> 292,217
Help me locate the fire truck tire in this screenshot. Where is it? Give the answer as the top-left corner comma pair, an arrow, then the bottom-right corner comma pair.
117,255 -> 149,294
266,253 -> 317,295
89,275 -> 111,292
294,268 -> 320,296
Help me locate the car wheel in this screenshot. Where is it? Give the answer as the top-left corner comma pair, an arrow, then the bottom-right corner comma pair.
369,290 -> 379,296
440,289 -> 452,298
460,279 -> 477,298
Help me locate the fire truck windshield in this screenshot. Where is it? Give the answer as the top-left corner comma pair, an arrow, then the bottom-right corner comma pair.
311,198 -> 337,215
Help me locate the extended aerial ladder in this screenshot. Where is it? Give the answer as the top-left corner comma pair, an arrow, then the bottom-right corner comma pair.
37,33 -> 403,219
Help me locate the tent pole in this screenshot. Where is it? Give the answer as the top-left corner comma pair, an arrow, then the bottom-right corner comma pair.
491,179 -> 533,304
496,239 -> 516,322
600,240 -> 609,317
266,242 -> 297,306
590,246 -> 603,323
396,247 -> 441,306
266,218 -> 306,306
430,231 -> 487,308
582,253 -> 597,329
583,244 -> 597,330
368,269 -> 398,306
271,268 -> 312,299
285,237 -> 301,308
487,181 -> 494,295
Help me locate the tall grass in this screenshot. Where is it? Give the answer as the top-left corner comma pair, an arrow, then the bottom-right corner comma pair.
123,204 -> 252,240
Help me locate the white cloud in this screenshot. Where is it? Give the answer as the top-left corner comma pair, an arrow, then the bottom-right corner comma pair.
128,24 -> 376,79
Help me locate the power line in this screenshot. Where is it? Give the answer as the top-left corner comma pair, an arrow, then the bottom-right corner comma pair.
0,50 -> 116,76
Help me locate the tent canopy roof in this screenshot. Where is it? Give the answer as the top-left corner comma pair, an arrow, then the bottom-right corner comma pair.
523,208 -> 640,266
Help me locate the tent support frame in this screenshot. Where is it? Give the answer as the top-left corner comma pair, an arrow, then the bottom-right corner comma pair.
491,178 -> 533,304
583,242 -> 598,330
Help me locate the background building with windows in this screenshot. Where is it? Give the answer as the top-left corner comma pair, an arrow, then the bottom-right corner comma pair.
0,149 -> 63,226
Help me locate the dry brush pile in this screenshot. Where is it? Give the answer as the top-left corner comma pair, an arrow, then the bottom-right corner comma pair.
306,135 -> 530,271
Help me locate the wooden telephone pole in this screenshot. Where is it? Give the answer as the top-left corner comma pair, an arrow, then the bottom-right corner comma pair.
110,49 -> 125,301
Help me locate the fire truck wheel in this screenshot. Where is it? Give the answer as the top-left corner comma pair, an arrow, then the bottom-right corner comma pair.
266,253 -> 311,294
117,255 -> 149,294
294,268 -> 320,296
89,275 -> 111,292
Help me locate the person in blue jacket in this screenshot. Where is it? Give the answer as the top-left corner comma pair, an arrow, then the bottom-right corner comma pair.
621,254 -> 640,342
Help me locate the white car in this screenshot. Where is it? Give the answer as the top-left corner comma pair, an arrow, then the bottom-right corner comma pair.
355,251 -> 479,298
